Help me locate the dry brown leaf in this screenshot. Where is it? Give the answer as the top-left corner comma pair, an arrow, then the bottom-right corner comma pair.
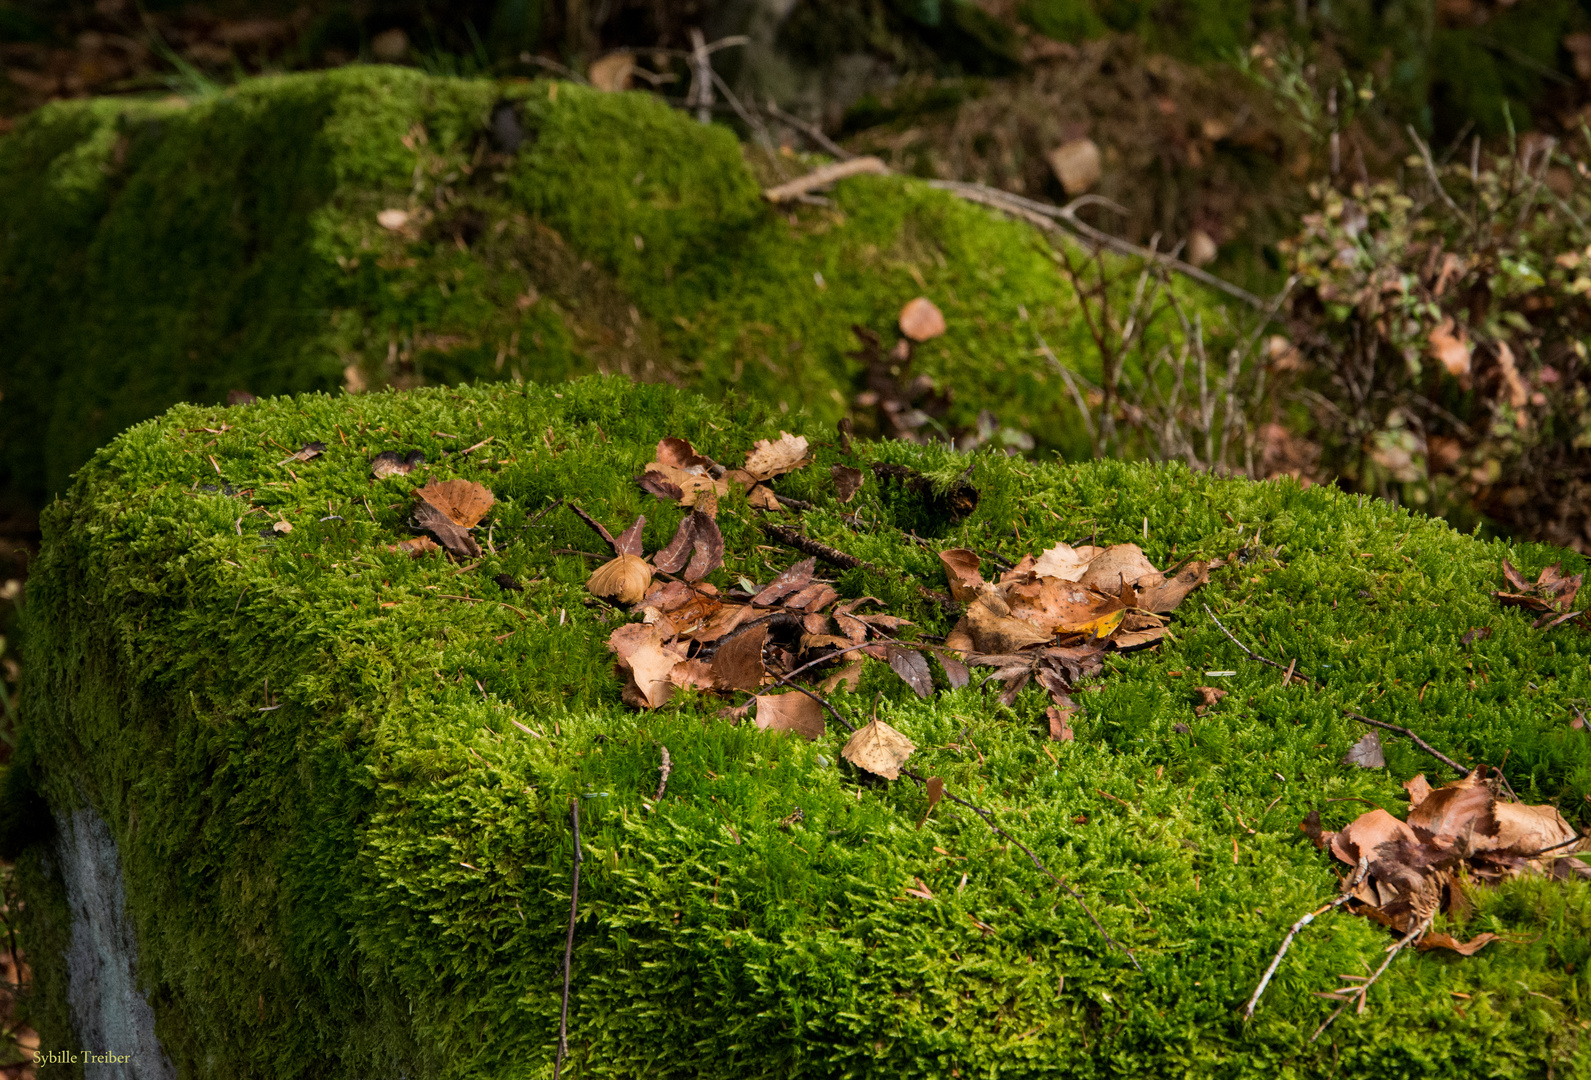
371,450 -> 423,478
412,500 -> 480,559
832,465 -> 864,503
1111,627 -> 1167,649
389,536 -> 441,557
899,297 -> 947,342
587,50 -> 634,91
1006,577 -> 1102,634
1403,774 -> 1433,808
887,647 -> 933,699
1047,703 -> 1076,742
613,514 -> 647,558
944,618 -> 975,653
1417,931 -> 1499,956
786,583 -> 839,613
841,719 -> 917,779
819,660 -> 865,694
1031,542 -> 1100,582
710,624 -> 768,692
940,654 -> 970,688
917,775 -> 945,829
939,548 -> 985,602
416,479 -> 495,527
1489,801 -> 1576,858
754,559 -> 817,606
588,554 -> 654,604
1407,771 -> 1496,855
1048,137 -> 1101,193
1342,731 -> 1386,769
1079,544 -> 1160,593
642,463 -> 729,506
754,692 -> 825,740
697,603 -> 753,642
667,659 -> 716,690
1195,686 -> 1228,708
744,432 -> 812,482
617,637 -> 688,710
966,595 -> 1051,653
1429,317 -> 1472,378
1137,561 -> 1210,613
746,484 -> 783,511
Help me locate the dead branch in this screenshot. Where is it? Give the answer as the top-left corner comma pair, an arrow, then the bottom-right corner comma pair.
927,180 -> 1270,311
1243,856 -> 1369,1019
766,100 -> 854,160
1309,908 -> 1435,1042
763,157 -> 890,203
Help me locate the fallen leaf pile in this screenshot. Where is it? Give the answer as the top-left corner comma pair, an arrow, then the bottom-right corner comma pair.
1494,558 -> 1585,630
1304,770 -> 1588,952
938,543 -> 1209,733
590,434 -> 1214,782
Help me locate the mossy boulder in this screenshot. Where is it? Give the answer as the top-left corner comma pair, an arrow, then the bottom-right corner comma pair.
0,65 -> 1223,516
11,376 -> 1590,1077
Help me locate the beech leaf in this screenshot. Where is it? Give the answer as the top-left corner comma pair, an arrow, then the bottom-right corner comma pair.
754,692 -> 825,740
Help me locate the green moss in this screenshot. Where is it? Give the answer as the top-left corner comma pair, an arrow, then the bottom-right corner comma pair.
13,376 -> 1591,1077
0,66 -> 1231,513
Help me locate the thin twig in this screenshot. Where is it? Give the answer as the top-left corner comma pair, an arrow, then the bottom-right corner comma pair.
1204,603 -> 1470,777
1310,908 -> 1435,1042
1203,603 -> 1323,685
763,157 -> 890,203
654,746 -> 672,802
1342,711 -> 1467,777
759,522 -> 956,611
1406,125 -> 1472,227
766,100 -> 854,160
1243,856 -> 1369,1019
928,180 -> 1269,311
554,799 -> 583,1080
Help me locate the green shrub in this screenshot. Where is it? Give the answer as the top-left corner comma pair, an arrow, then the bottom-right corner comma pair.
11,376 -> 1590,1077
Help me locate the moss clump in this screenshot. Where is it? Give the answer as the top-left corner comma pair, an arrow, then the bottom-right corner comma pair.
13,376 -> 1590,1077
0,66 -> 1229,514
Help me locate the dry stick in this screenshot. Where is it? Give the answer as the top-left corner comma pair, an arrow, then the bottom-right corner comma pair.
655,745 -> 673,802
1204,603 -> 1470,778
1202,603 -> 1321,685
1406,125 -> 1472,227
1243,856 -> 1369,1020
765,100 -> 854,160
1341,711 -> 1467,777
554,799 -> 583,1080
927,180 -> 1270,312
763,157 -> 890,203
1309,908 -> 1435,1043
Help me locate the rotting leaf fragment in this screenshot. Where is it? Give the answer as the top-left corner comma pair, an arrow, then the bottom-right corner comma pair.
371,450 -> 425,478
1342,731 -> 1385,769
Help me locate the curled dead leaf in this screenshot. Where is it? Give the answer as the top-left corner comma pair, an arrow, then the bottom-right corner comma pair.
588,554 -> 654,604
939,548 -> 985,603
370,450 -> 425,478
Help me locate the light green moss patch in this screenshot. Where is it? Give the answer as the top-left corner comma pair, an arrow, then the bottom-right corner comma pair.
0,66 -> 1233,513
11,376 -> 1591,1078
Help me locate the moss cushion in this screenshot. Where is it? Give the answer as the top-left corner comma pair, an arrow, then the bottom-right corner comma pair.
0,65 -> 1227,514
11,376 -> 1590,1077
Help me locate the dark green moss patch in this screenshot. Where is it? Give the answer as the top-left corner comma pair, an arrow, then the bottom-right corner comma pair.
0,66 -> 1230,515
14,376 -> 1591,1077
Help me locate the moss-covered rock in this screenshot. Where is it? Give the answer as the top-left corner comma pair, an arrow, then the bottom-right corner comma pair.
0,65 -> 1227,515
12,376 -> 1590,1077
